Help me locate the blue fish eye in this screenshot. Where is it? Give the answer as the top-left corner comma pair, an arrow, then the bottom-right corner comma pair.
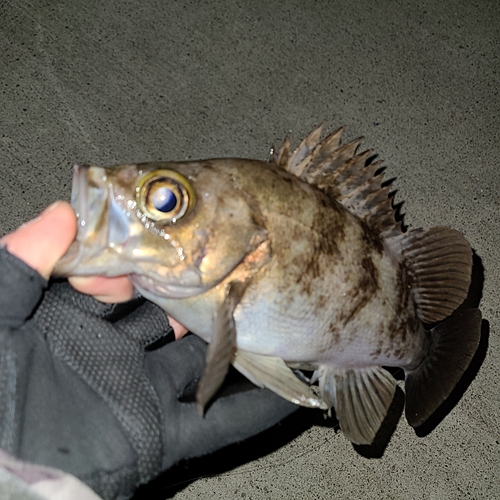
139,170 -> 194,223
150,186 -> 178,213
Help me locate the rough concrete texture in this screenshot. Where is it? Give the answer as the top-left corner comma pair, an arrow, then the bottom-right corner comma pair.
1,0 -> 499,499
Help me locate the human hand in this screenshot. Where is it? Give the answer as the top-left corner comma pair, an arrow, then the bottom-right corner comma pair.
0,201 -> 134,301
0,202 -> 187,338
0,201 -> 297,500
0,201 -> 77,281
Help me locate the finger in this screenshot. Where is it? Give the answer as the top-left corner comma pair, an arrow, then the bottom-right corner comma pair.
166,315 -> 189,340
0,201 -> 77,280
68,275 -> 135,303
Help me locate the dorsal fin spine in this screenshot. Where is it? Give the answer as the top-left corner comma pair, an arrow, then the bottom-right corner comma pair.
277,124 -> 401,238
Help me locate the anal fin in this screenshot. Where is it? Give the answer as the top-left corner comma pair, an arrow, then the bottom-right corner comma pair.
196,281 -> 248,414
318,366 -> 396,445
233,350 -> 327,410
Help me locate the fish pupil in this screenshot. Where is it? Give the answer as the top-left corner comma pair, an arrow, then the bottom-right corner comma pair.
151,186 -> 178,213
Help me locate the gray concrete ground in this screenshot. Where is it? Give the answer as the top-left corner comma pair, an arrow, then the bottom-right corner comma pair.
1,0 -> 499,498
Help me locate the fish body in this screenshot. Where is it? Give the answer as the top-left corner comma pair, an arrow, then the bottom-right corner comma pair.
56,126 -> 481,444
146,160 -> 422,368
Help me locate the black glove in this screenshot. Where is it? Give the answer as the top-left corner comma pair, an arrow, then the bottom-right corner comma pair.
0,247 -> 297,500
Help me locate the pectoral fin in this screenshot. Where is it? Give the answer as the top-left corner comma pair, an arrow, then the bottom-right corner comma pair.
233,350 -> 328,410
318,366 -> 396,445
196,281 -> 248,414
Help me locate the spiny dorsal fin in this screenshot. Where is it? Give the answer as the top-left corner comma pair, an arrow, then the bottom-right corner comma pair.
275,125 -> 401,238
286,123 -> 323,177
268,143 -> 278,163
394,227 -> 473,323
277,134 -> 291,167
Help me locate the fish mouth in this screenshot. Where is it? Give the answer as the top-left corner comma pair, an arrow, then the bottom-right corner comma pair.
54,164 -> 108,276
72,164 -> 89,231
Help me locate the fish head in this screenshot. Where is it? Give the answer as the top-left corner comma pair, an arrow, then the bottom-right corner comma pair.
55,161 -> 268,298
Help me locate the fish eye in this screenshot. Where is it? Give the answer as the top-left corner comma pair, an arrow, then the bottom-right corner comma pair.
150,184 -> 180,213
138,170 -> 195,223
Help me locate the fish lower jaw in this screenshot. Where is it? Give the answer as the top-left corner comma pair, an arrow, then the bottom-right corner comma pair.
130,274 -> 206,299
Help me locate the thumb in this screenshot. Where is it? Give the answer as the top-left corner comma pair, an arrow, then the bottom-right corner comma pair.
1,201 -> 77,280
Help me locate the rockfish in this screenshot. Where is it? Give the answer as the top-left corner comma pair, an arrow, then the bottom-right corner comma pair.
55,125 -> 481,444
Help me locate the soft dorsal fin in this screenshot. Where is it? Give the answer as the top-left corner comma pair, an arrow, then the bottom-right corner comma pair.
392,227 -> 473,323
274,125 -> 401,238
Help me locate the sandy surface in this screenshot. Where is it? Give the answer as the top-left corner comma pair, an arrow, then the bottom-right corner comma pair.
1,0 -> 499,498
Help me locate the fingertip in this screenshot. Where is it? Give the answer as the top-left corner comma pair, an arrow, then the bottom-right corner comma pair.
1,201 -> 78,279
167,315 -> 190,340
44,201 -> 78,243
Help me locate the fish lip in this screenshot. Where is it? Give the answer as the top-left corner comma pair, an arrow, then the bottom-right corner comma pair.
73,164 -> 89,229
53,164 -> 91,276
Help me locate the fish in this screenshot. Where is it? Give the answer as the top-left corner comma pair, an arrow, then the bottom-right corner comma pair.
55,125 -> 482,445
